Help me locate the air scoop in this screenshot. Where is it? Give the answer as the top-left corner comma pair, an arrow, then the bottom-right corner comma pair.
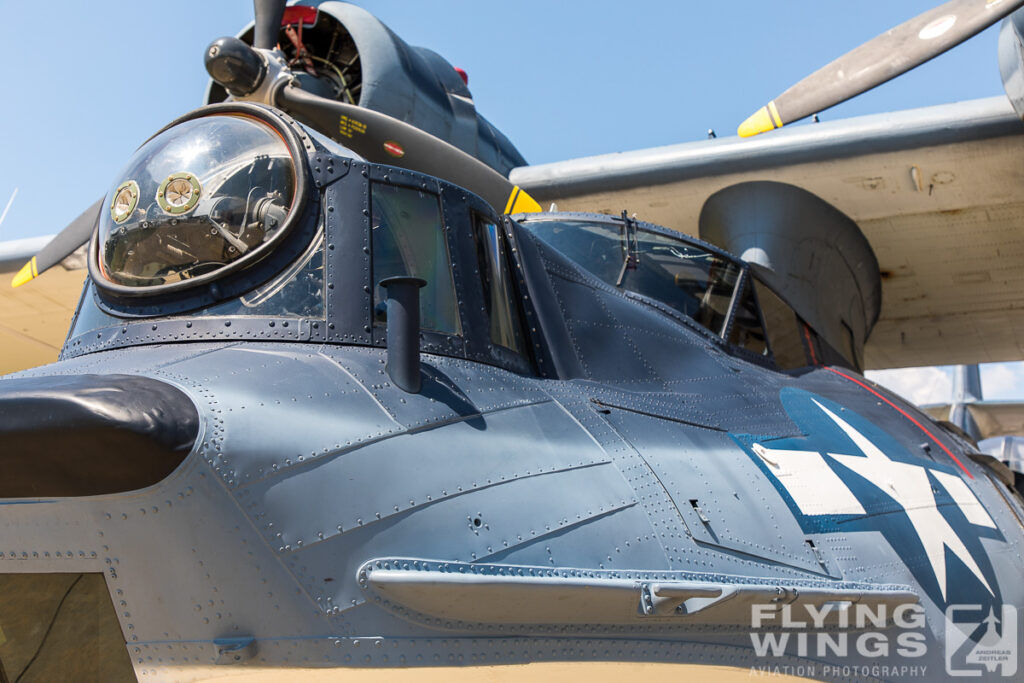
0,374 -> 199,498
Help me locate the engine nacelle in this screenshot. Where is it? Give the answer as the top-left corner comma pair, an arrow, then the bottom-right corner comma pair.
205,1 -> 526,175
999,8 -> 1024,120
699,181 -> 881,372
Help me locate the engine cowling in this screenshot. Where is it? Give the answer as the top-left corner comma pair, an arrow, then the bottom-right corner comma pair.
999,8 -> 1024,120
204,1 -> 526,176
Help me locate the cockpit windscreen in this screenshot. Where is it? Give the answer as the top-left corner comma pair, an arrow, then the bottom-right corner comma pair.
523,219 -> 742,335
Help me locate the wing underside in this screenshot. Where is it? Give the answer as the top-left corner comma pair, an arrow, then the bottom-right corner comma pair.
0,237 -> 83,374
924,401 -> 1024,439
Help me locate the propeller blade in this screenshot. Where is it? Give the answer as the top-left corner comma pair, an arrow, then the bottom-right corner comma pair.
253,0 -> 287,50
275,84 -> 541,214
738,0 -> 1024,137
12,197 -> 102,287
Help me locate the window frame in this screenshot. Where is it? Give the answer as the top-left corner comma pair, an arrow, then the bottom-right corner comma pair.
517,212 -> 751,340
369,180 -> 463,337
513,212 -> 832,371
364,166 -> 536,376
366,170 -> 466,358
721,267 -> 772,360
468,211 -> 536,376
747,272 -> 819,370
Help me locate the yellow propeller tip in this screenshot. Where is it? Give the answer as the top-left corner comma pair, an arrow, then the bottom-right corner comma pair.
504,187 -> 543,215
11,257 -> 37,288
737,107 -> 774,138
738,101 -> 784,138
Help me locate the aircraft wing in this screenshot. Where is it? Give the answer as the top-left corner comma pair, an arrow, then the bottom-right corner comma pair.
0,236 -> 84,374
511,96 -> 1024,371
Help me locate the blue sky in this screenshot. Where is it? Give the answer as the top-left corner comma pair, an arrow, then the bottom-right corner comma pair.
0,0 -> 1007,243
0,1 -> 1018,402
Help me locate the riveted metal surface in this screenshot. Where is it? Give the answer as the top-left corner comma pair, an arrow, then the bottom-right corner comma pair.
63,304 -> 316,360
7,343 -> 231,380
323,162 -> 372,345
483,502 -> 670,571
0,335 -> 999,683
310,151 -> 351,189
0,432 -> 334,659
152,345 -> 402,487
600,408 -> 825,574
320,346 -> 544,430
242,401 -> 616,546
512,228 -> 747,388
280,460 -> 638,612
5,118 -> 1024,680
523,383 -> 679,565
89,461 -> 329,644
554,275 -> 662,386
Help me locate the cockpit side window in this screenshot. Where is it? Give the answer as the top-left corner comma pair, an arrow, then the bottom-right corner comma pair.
522,219 -> 742,336
371,183 -> 462,335
472,213 -> 526,354
752,277 -> 811,370
726,277 -> 768,356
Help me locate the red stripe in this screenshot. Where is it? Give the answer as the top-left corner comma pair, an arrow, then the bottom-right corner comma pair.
802,323 -> 819,366
823,366 -> 972,479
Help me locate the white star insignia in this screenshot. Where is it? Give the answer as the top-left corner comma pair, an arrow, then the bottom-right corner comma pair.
752,399 -> 996,601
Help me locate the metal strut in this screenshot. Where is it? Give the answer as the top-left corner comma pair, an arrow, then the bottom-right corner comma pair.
615,209 -> 640,287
